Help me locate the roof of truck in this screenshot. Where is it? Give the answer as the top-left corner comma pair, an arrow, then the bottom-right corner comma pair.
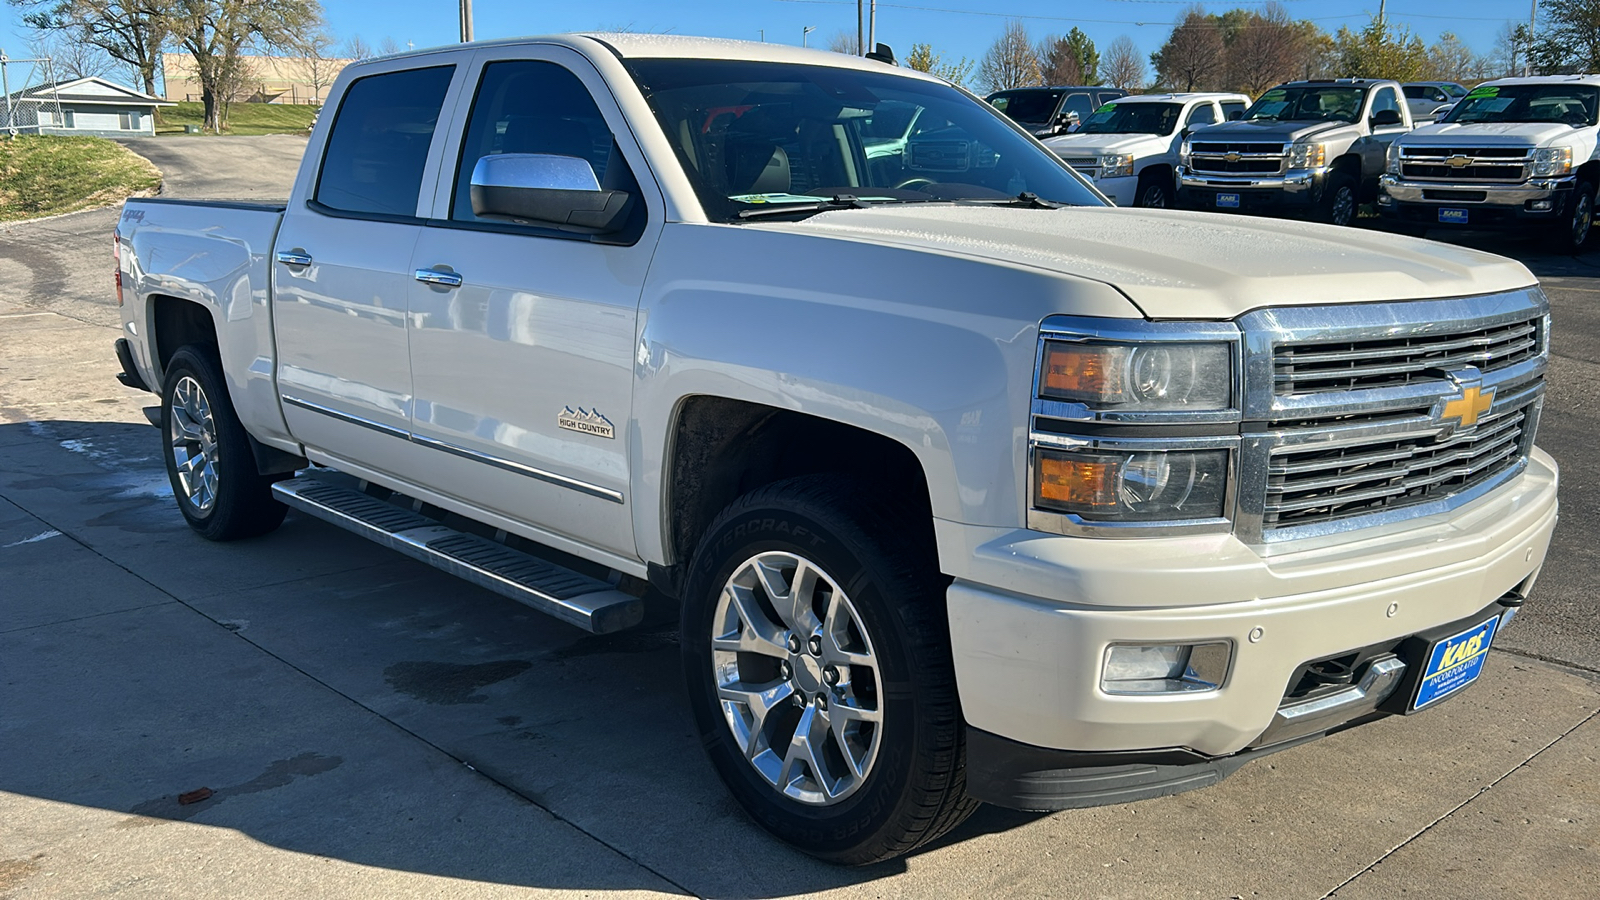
1471,74 -> 1600,88
1109,92 -> 1251,104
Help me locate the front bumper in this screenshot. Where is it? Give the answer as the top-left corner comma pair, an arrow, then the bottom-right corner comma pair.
1378,174 -> 1576,226
942,447 -> 1558,765
1089,173 -> 1137,206
1177,166 -> 1323,212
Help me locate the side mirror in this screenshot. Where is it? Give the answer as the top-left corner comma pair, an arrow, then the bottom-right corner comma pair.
1228,110 -> 1244,121
469,153 -> 632,234
1371,109 -> 1404,128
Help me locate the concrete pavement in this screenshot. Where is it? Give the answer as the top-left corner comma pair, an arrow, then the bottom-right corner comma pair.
0,136 -> 1595,898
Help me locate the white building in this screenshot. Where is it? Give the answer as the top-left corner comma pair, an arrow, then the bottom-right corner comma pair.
4,77 -> 173,136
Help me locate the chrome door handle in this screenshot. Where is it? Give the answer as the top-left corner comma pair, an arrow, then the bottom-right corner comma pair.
276,249 -> 313,267
414,268 -> 463,288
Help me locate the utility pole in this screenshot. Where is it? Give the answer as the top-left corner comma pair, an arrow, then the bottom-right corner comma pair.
1377,0 -> 1386,25
857,0 -> 863,56
869,0 -> 877,53
460,0 -> 474,43
1525,0 -> 1537,76
1,50 -> 13,136
802,26 -> 816,48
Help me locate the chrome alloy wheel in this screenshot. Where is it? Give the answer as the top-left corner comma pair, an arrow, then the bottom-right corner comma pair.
1573,190 -> 1594,248
1330,185 -> 1356,226
169,375 -> 220,512
711,551 -> 883,806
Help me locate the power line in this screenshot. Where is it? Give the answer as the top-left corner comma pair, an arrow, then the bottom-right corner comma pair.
773,0 -> 1524,26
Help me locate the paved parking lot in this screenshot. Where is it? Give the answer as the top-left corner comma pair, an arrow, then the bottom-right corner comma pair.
1,137 -> 1595,898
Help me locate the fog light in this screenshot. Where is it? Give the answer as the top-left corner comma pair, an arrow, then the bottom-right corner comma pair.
1530,199 -> 1553,211
1102,642 -> 1231,694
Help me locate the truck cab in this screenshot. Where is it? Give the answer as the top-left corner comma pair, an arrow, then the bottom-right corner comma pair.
986,85 -> 1129,137
1379,75 -> 1600,250
1178,78 -> 1414,226
1042,92 -> 1250,207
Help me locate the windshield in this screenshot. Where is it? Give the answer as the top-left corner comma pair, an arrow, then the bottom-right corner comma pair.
1077,102 -> 1182,135
1441,84 -> 1600,127
1244,86 -> 1366,123
626,59 -> 1103,222
987,89 -> 1064,124
1443,83 -> 1468,98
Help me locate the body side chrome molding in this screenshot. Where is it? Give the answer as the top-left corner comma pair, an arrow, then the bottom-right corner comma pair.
280,393 -> 625,504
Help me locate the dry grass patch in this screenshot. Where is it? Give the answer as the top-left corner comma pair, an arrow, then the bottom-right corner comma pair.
0,135 -> 162,222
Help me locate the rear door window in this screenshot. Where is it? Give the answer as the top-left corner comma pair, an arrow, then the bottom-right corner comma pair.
1185,103 -> 1217,127
1221,100 -> 1246,120
315,66 -> 454,217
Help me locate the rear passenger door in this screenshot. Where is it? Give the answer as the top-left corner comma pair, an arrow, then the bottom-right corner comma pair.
403,47 -> 663,563
274,60 -> 463,476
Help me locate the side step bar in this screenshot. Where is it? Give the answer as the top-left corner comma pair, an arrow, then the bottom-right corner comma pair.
272,476 -> 643,634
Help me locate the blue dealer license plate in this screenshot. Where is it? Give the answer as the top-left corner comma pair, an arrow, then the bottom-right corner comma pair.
1412,615 -> 1501,710
1438,208 -> 1469,224
1217,193 -> 1241,208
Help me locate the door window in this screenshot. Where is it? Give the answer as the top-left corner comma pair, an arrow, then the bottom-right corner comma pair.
1369,87 -> 1403,123
314,66 -> 454,217
1059,92 -> 1094,121
451,60 -> 632,224
1185,103 -> 1217,127
1221,100 -> 1245,121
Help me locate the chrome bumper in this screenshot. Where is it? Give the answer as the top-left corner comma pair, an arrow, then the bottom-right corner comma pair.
1178,166 -> 1320,193
1380,174 -> 1576,203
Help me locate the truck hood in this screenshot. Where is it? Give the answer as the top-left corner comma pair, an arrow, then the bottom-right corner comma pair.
764,205 -> 1534,319
1187,119 -> 1352,144
1042,133 -> 1167,158
1403,121 -> 1581,147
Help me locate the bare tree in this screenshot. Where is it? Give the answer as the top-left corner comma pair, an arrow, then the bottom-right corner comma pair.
1427,32 -> 1480,83
168,0 -> 323,132
827,29 -> 859,55
1102,36 -> 1145,91
1226,2 -> 1302,94
979,19 -> 1041,93
378,36 -> 402,56
14,0 -> 171,97
341,34 -> 372,61
26,30 -> 117,81
1151,6 -> 1225,91
295,27 -> 340,104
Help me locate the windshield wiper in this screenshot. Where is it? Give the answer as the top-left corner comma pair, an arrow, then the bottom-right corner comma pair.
948,192 -> 1068,210
737,194 -> 874,220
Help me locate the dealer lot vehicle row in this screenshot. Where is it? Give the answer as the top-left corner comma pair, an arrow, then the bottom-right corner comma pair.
113,34 -> 1558,866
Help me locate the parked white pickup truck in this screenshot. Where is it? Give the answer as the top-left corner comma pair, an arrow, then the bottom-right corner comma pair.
113,35 -> 1558,864
1379,75 -> 1600,250
1042,92 -> 1250,207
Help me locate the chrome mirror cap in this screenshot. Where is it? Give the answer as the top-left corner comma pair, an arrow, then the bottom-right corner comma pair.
470,153 -> 601,193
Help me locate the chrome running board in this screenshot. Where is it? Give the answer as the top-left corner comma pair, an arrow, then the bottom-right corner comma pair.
272,475 -> 643,634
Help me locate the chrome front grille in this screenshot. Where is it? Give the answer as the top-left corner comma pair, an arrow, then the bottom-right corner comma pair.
1399,146 -> 1533,183
1188,141 -> 1285,176
1237,289 -> 1549,543
1264,403 -> 1531,529
1273,314 -> 1543,394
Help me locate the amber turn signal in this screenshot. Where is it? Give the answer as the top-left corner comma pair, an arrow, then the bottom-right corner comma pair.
1036,452 -> 1118,509
1041,342 -> 1123,403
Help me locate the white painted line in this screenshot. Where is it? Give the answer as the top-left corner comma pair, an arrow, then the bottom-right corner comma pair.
4,530 -> 62,548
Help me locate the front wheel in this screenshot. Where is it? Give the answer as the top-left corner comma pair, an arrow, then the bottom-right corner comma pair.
1134,173 -> 1172,208
680,476 -> 976,864
161,346 -> 288,541
1557,180 -> 1596,252
1321,172 -> 1359,227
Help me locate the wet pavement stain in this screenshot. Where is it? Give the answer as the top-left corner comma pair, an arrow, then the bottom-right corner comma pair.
128,751 -> 344,821
384,659 -> 533,705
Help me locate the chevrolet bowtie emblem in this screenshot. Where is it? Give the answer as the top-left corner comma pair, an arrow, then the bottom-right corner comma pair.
1224,151 -> 1242,162
1445,154 -> 1473,168
1440,385 -> 1495,429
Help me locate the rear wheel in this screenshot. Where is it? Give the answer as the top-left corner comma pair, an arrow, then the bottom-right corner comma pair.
161,346 -> 288,541
1321,172 -> 1358,227
680,475 -> 976,864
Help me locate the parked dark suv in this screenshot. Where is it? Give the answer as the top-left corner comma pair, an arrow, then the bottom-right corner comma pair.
987,86 -> 1129,137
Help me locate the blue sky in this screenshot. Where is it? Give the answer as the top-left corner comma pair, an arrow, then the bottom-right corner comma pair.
1,1 -> 1536,86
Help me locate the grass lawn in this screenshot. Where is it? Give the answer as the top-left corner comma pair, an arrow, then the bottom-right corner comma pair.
0,135 -> 161,222
157,101 -> 319,136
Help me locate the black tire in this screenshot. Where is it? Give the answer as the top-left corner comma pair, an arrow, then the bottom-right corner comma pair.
680,475 -> 977,864
1557,179 -> 1596,253
1321,171 -> 1359,227
160,345 -> 288,541
1134,172 -> 1172,209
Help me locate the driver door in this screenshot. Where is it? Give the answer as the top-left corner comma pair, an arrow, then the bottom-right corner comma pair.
1358,85 -> 1409,179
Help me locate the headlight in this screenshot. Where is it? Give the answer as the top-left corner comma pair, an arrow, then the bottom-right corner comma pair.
1034,446 -> 1229,521
1098,153 -> 1135,178
1534,146 -> 1573,177
1286,141 -> 1327,169
1386,142 -> 1402,175
1180,140 -> 1192,165
1039,340 -> 1232,411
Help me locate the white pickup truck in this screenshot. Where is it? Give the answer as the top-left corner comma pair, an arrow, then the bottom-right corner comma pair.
1042,92 -> 1250,207
113,35 -> 1558,864
1379,75 -> 1600,250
